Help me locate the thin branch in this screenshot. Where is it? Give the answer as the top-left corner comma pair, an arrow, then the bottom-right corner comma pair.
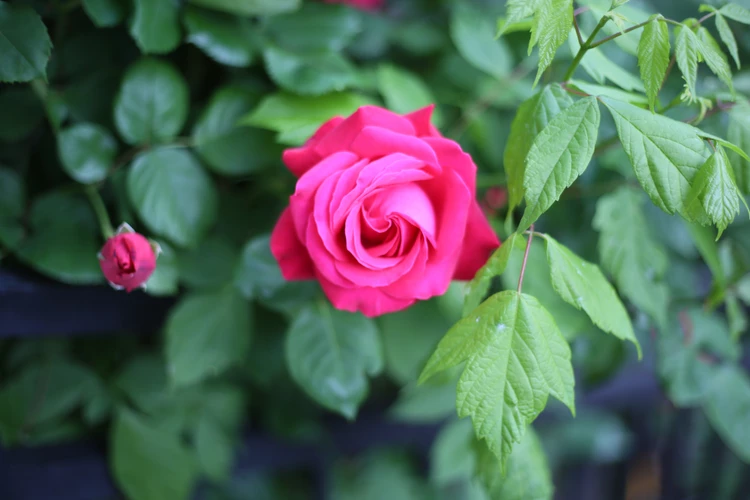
518,224 -> 535,293
588,19 -> 651,49
573,15 -> 584,45
573,6 -> 589,16
697,11 -> 716,25
563,15 -> 610,81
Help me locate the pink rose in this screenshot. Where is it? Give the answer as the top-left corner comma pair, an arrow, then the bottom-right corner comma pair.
270,105 -> 500,317
324,0 -> 383,10
98,224 -> 158,292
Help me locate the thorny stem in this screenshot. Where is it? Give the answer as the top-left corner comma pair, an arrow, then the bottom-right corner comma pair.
517,224 -> 535,293
85,185 -> 114,239
563,15 -> 610,81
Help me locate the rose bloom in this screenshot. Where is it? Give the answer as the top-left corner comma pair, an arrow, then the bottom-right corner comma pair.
324,0 -> 383,10
98,228 -> 157,292
270,105 -> 500,317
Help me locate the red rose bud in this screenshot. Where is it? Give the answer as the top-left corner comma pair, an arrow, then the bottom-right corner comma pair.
98,223 -> 159,292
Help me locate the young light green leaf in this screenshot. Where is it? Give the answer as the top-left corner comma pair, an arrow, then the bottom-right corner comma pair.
130,0 -> 181,55
727,100 -> 750,194
420,291 -> 575,470
127,148 -> 218,247
452,3 -> 513,80
165,287 -> 252,387
530,0 -> 574,87
519,96 -> 600,230
543,235 -> 641,357
719,3 -> 750,25
504,84 -> 574,212
637,16 -> 670,111
568,29 -> 645,92
464,232 -> 526,316
0,2 -> 52,83
697,27 -> 734,93
184,6 -> 256,67
601,97 -> 709,215
684,146 -> 742,238
695,130 -> 750,162
715,14 -> 740,69
498,0 -> 542,36
57,123 -> 117,184
593,188 -> 670,326
285,302 -> 383,420
703,365 -> 750,463
111,409 -> 197,500
675,24 -> 700,100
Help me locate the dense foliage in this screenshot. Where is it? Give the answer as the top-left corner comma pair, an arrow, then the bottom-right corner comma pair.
3,0 -> 750,498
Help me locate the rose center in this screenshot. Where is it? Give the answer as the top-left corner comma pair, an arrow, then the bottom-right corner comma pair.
114,240 -> 136,275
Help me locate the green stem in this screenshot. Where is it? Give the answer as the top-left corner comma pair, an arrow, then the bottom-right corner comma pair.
588,18 -> 652,49
85,186 -> 114,239
697,11 -> 716,25
563,15 -> 610,81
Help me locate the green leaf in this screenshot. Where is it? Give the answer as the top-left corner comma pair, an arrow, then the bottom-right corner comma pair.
178,235 -> 239,289
376,64 -> 440,125
82,0 -> 126,27
165,287 -> 253,387
684,146 -> 743,238
233,234 -> 285,300
264,2 -> 362,53
601,97 -> 710,215
568,31 -> 646,92
696,27 -> 734,93
420,291 -> 575,469
543,235 -> 641,356
111,409 -> 197,500
675,24 -> 701,100
144,240 -> 179,296
0,167 -> 23,220
566,80 -> 648,107
114,58 -> 189,145
57,123 -> 117,184
475,426 -> 553,500
719,3 -> 750,25
703,364 -> 750,462
593,187 -> 669,326
519,96 -> 600,230
285,302 -> 383,419
504,84 -> 573,212
727,100 -> 750,194
0,2 -> 52,83
195,414 -> 234,482
464,232 -> 526,316
0,87 -> 45,142
127,147 -> 219,247
193,86 -> 280,176
685,222 -> 725,288
187,0 -> 300,16
637,17 -> 670,111
388,381 -> 457,424
715,14 -> 740,69
451,3 -> 513,80
263,46 -> 358,96
130,0 -> 181,54
530,0 -> 574,86
430,419 -> 476,486
332,450 -> 432,500
183,6 -> 255,67
242,91 -> 373,146
16,190 -> 103,284
379,300 -> 451,385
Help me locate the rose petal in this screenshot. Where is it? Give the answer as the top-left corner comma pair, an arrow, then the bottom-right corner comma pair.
270,208 -> 316,280
282,116 -> 345,177
317,274 -> 416,317
453,201 -> 501,280
423,136 -> 477,195
365,183 -> 436,244
405,105 -> 442,137
350,126 -> 439,167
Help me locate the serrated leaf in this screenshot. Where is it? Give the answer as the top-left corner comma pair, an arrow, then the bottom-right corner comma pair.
165,287 -> 252,387
452,3 -> 513,80
498,0 -> 542,36
544,235 -> 641,356
719,3 -> 750,25
0,2 -> 52,83
184,6 -> 256,67
567,80 -> 648,107
715,14 -> 740,69
593,187 -> 669,326
504,84 -> 573,212
519,96 -> 600,230
684,146 -> 742,238
703,364 -> 750,462
727,100 -> 750,194
568,29 -> 645,92
530,0 -> 574,86
420,291 -> 575,470
464,232 -> 526,316
637,17 -> 670,111
285,302 -> 383,419
675,25 -> 700,100
601,97 -> 709,215
697,27 -> 734,93
130,0 -> 181,55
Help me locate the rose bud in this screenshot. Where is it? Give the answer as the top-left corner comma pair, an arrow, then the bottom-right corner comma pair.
271,105 -> 500,318
98,223 -> 160,292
